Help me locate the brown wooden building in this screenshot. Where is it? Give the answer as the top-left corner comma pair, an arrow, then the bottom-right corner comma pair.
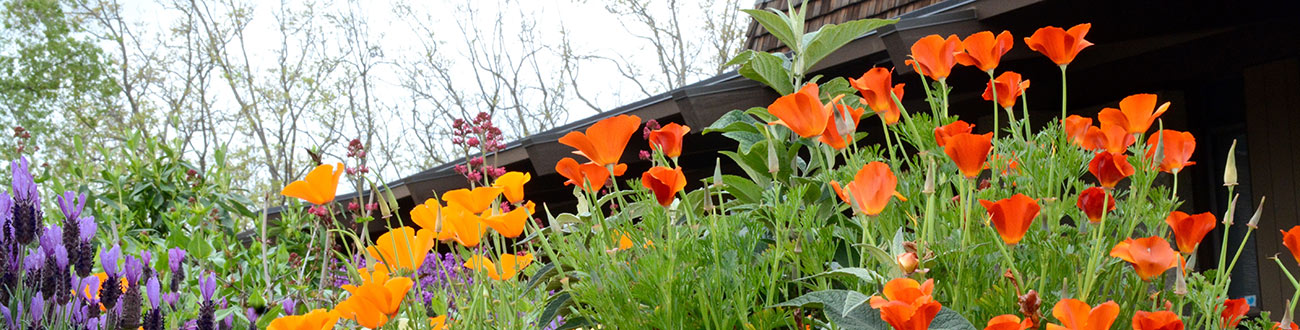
272,0 -> 1300,317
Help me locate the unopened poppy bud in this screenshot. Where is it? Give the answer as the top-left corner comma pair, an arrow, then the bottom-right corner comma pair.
767,140 -> 779,174
1284,300 -> 1295,330
1224,139 -> 1238,186
896,252 -> 919,274
922,160 -> 936,194
1173,266 -> 1188,295
1249,196 -> 1266,229
1223,194 -> 1239,226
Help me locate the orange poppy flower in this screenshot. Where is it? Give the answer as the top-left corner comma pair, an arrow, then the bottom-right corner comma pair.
492,171 -> 531,204
979,194 -> 1040,245
1131,310 -> 1183,330
281,162 -> 344,205
905,34 -> 963,81
1282,225 -> 1300,263
820,101 -> 866,150
934,120 -> 975,147
433,204 -> 486,248
869,278 -> 941,330
335,268 -> 413,329
944,132 -> 994,179
441,186 -> 503,214
850,67 -> 906,124
830,161 -> 905,216
268,309 -> 339,330
1075,186 -> 1115,223
1045,299 -> 1119,330
464,253 -> 534,281
1063,115 -> 1093,147
768,83 -> 832,138
1221,298 -> 1250,329
648,122 -> 690,158
983,71 -> 1030,109
896,252 -> 920,275
430,315 -> 449,330
1144,130 -> 1196,174
985,314 -> 1032,330
1098,94 -> 1170,135
642,166 -> 686,207
956,31 -> 1014,73
1082,124 -> 1135,154
1024,23 -> 1093,66
614,231 -> 654,250
366,227 -> 437,272
558,114 -> 641,166
1110,236 -> 1179,280
1165,211 -> 1216,254
556,157 -> 625,191
481,201 -> 535,238
410,198 -> 443,232
1088,152 -> 1134,188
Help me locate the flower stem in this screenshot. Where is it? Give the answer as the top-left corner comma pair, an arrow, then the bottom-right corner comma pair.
1080,193 -> 1111,302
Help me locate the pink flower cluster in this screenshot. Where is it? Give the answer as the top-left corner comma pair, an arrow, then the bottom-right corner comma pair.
451,112 -> 508,183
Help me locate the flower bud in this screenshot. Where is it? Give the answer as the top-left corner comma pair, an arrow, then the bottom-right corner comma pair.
1173,265 -> 1188,295
1224,139 -> 1238,186
1223,194 -> 1239,225
922,159 -> 936,194
1249,196 -> 1266,229
896,252 -> 919,275
766,140 -> 779,174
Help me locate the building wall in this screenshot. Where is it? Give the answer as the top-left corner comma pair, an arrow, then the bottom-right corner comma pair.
1245,58 -> 1300,311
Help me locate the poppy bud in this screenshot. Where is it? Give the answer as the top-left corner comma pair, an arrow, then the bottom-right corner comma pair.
1173,265 -> 1188,295
923,159 -> 936,194
1224,139 -> 1238,186
896,252 -> 919,274
1224,194 -> 1239,226
1248,196 -> 1266,229
766,139 -> 779,174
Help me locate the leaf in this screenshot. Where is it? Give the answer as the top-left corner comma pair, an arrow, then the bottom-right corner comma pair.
742,9 -> 799,51
735,50 -> 794,95
795,267 -> 887,286
553,317 -> 593,330
520,263 -> 559,299
801,18 -> 898,72
536,292 -> 573,327
773,290 -> 888,330
929,307 -> 979,330
721,174 -> 764,204
703,109 -> 762,134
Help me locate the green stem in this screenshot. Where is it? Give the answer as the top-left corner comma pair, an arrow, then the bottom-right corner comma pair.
989,72 -> 999,141
1080,192 -> 1111,302
882,116 -> 898,167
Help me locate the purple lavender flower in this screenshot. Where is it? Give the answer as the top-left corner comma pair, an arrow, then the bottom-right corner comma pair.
28,294 -> 43,324
245,308 -> 258,330
11,157 -> 42,246
143,276 -> 164,330
0,192 -> 13,241
23,248 -> 45,272
56,191 -> 87,222
161,292 -> 179,308
281,297 -> 296,315
78,275 -> 101,305
77,216 -> 96,243
101,245 -> 121,277
124,255 -> 143,286
0,304 -> 11,329
169,248 -> 186,290
141,250 -> 155,281
220,298 -> 234,329
199,273 -> 216,301
146,277 -> 161,309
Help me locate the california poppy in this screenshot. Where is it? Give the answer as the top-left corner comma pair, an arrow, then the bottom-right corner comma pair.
830,161 -> 905,216
614,231 -> 654,250
979,194 -> 1040,245
556,157 -> 624,191
1045,299 -> 1119,330
268,309 -> 339,330
944,132 -> 994,179
983,71 -> 1030,109
1063,115 -> 1093,147
819,101 -> 866,150
441,186 -> 503,214
366,227 -> 436,272
1144,130 -> 1196,173
985,314 -> 1032,330
1082,124 -> 1135,154
481,201 -> 535,238
1088,152 -> 1134,188
648,123 -> 690,159
1075,187 -> 1115,222
1098,94 -> 1170,135
558,114 -> 641,166
1024,23 -> 1093,66
409,198 -> 444,233
281,162 -> 344,205
492,171 -> 531,204
464,253 -> 534,281
1131,310 -> 1184,330
335,267 -> 413,329
430,315 -> 449,330
1282,225 -> 1300,263
768,83 -> 832,138
433,204 -> 486,248
1221,298 -> 1250,329
869,278 -> 941,330
896,252 -> 920,275
905,34 -> 963,81
642,166 -> 686,207
1110,236 -> 1179,280
850,67 -> 906,124
1165,211 -> 1216,254
956,31 -> 1014,73
934,120 -> 975,147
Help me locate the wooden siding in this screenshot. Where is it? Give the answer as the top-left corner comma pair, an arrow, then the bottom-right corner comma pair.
1245,57 -> 1300,312
745,0 -> 945,52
